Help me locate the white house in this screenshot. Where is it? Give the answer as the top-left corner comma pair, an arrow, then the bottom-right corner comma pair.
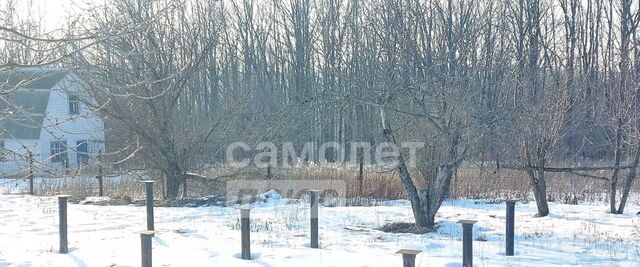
0,68 -> 105,177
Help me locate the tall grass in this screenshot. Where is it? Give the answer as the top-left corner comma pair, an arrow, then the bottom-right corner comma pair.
6,164 -> 638,205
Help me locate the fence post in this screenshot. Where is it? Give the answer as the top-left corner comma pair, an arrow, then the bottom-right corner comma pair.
57,195 -> 72,254
28,151 -> 34,195
142,180 -> 155,231
458,220 -> 477,267
241,206 -> 251,260
396,249 -> 421,267
97,170 -> 104,197
139,230 -> 155,267
309,189 -> 319,248
505,200 -> 516,256
358,149 -> 364,197
97,151 -> 103,197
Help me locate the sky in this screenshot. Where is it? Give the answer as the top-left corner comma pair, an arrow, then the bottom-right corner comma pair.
7,0 -> 101,31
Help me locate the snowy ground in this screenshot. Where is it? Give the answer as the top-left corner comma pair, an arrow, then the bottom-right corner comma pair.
1,193 -> 639,267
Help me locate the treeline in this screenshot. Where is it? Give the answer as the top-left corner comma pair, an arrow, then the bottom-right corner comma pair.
2,0 -> 640,225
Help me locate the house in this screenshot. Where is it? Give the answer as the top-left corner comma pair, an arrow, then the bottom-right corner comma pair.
0,68 -> 105,177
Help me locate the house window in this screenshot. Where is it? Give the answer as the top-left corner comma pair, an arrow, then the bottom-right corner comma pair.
68,95 -> 80,114
50,141 -> 67,163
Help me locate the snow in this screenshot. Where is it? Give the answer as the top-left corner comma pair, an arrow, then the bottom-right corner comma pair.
1,194 -> 639,266
255,189 -> 286,207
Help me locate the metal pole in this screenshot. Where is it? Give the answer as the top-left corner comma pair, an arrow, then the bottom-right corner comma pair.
309,190 -> 319,248
458,220 -> 477,267
143,181 -> 155,231
506,200 -> 516,256
139,230 -> 154,267
396,249 -> 421,267
57,195 -> 71,254
241,206 -> 251,260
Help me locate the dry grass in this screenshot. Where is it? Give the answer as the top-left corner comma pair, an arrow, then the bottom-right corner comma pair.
9,175 -> 148,199
378,222 -> 434,234
15,164 -> 640,205
198,164 -> 405,200
451,167 -> 621,203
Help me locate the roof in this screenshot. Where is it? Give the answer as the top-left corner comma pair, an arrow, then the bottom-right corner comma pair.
0,68 -> 69,139
0,90 -> 51,139
0,68 -> 69,90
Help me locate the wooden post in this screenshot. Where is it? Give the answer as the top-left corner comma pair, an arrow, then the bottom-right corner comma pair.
142,180 -> 155,231
28,151 -> 34,195
396,249 -> 421,267
458,220 -> 477,267
63,157 -> 69,175
57,195 -> 72,254
357,149 -> 364,196
138,230 -> 155,267
241,206 -> 251,260
97,151 -> 104,197
182,148 -> 187,198
309,190 -> 319,248
182,175 -> 187,198
505,200 -> 517,256
97,170 -> 104,197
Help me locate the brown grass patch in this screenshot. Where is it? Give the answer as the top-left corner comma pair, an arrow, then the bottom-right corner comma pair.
378,222 -> 434,234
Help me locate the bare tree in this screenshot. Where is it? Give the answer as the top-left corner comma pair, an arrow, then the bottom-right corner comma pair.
72,0 -> 240,199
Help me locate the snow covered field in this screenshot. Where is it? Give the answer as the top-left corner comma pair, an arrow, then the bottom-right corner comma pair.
1,193 -> 639,267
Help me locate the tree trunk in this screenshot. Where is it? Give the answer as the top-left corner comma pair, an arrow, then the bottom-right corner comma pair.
383,127 -> 453,228
617,146 -> 640,214
166,174 -> 181,199
527,169 -> 549,216
417,165 -> 453,227
166,162 -> 183,199
390,128 -> 427,225
396,165 -> 454,228
610,120 -> 623,213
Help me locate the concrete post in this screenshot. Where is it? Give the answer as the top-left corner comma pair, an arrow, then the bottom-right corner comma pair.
309,190 -> 319,248
458,220 -> 477,267
142,180 -> 155,231
505,200 -> 516,256
139,230 -> 155,267
241,206 -> 251,260
57,195 -> 72,254
396,249 -> 421,267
